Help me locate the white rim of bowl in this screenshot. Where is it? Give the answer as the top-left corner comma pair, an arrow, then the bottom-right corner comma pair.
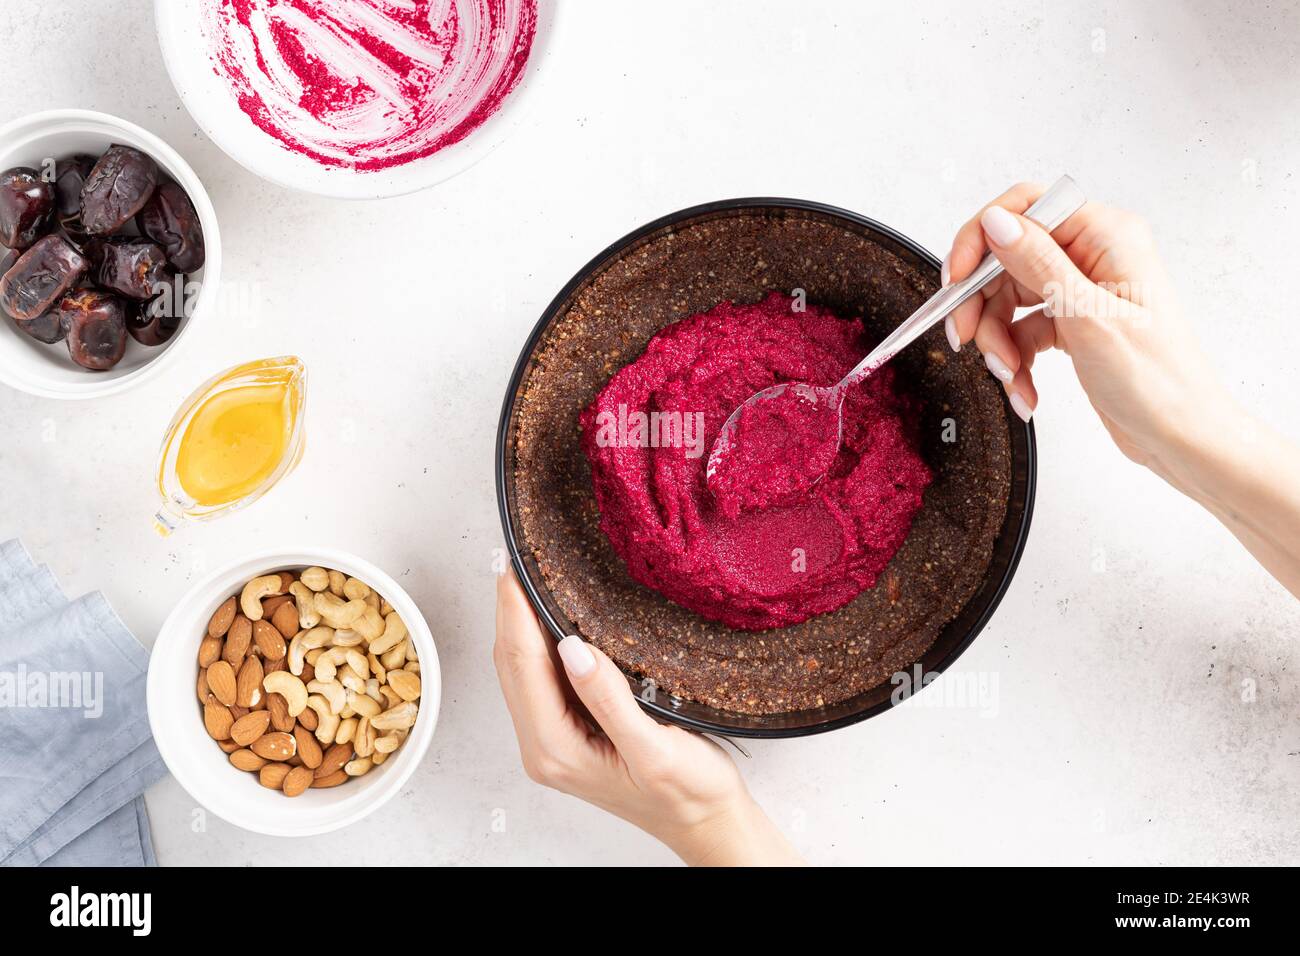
153,0 -> 557,200
0,108 -> 222,400
147,548 -> 441,836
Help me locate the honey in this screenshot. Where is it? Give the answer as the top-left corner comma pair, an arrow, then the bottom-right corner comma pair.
154,357 -> 306,535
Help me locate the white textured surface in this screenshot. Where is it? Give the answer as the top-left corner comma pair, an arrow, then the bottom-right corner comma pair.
1,0 -> 1298,866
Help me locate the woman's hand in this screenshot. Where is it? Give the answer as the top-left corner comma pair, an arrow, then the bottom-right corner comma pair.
943,182 -> 1228,485
493,571 -> 803,866
946,183 -> 1300,599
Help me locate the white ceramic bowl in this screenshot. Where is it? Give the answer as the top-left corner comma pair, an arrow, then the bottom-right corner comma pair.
154,0 -> 556,199
0,109 -> 221,400
148,549 -> 440,836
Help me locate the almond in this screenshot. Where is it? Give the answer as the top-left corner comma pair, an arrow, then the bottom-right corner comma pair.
277,570 -> 296,593
297,702 -> 318,732
264,655 -> 288,675
236,655 -> 264,708
206,660 -> 237,707
282,765 -> 314,797
293,725 -> 323,769
198,635 -> 222,667
217,738 -> 241,754
230,710 -> 272,747
311,769 -> 348,789
196,668 -> 210,703
267,692 -> 294,733
203,694 -> 233,740
315,742 -> 352,778
223,615 -> 252,667
262,593 -> 293,617
270,601 -> 299,640
253,619 -> 287,661
251,731 -> 296,761
207,596 -> 237,638
259,763 -> 291,789
300,662 -> 315,684
229,705 -> 248,721
229,748 -> 266,772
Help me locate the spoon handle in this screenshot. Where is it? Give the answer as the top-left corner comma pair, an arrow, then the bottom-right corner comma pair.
845,174 -> 1087,386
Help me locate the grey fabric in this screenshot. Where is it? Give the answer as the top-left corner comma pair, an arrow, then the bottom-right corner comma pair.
0,539 -> 165,867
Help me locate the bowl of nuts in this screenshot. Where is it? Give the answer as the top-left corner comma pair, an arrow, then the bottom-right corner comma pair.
0,109 -> 221,399
147,549 -> 439,836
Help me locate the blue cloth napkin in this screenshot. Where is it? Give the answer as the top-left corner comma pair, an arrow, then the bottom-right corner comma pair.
0,539 -> 165,867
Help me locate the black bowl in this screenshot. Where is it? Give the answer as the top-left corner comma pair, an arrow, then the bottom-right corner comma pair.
496,198 -> 1035,738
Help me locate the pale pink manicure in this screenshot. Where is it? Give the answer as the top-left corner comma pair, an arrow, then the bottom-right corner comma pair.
981,206 -> 1023,247
984,351 -> 1015,383
1009,392 -> 1033,422
940,256 -> 951,287
558,634 -> 596,677
944,315 -> 961,352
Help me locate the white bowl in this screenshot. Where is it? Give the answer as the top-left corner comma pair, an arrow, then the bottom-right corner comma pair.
154,0 -> 556,199
147,549 -> 441,836
0,109 -> 221,400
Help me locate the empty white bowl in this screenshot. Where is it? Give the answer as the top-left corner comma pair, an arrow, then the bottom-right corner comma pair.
154,0 -> 556,199
0,109 -> 221,400
147,549 -> 441,836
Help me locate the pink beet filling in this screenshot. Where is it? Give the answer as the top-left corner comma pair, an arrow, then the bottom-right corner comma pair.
202,0 -> 538,172
580,292 -> 933,631
708,384 -> 842,519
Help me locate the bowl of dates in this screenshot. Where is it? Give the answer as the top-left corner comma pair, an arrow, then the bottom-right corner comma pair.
0,109 -> 221,399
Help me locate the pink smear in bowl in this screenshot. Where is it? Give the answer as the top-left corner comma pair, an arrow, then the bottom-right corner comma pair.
202,0 -> 537,172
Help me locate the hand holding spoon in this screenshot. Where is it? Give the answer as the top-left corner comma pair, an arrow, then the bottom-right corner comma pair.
706,175 -> 1087,510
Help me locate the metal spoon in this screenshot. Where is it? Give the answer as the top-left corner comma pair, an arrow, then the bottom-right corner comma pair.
706,175 -> 1087,488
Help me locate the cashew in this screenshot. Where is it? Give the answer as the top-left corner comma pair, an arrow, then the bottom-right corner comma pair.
262,671 -> 308,717
307,678 -> 346,714
335,716 -> 358,745
380,598 -> 394,616
351,606 -> 384,642
364,591 -> 380,612
288,626 -> 334,676
314,646 -> 348,682
343,577 -> 370,601
380,686 -> 401,708
330,628 -> 364,648
314,710 -> 341,746
338,664 -> 365,694
371,750 -> 389,766
305,646 -> 326,666
380,639 -> 408,672
344,757 -> 373,776
315,592 -> 367,629
240,575 -> 284,621
288,581 -> 321,628
374,733 -> 401,754
344,649 -> 369,680
365,679 -> 383,703
368,653 -> 386,684
300,566 -> 329,592
368,612 -> 407,655
354,717 -> 375,757
327,569 -> 346,597
387,669 -> 421,703
371,700 -> 417,731
340,703 -> 355,719
405,641 -> 418,663
404,662 -> 420,674
347,691 -> 380,718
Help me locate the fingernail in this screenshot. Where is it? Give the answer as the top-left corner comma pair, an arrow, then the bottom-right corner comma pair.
940,255 -> 951,287
981,206 -> 1023,247
944,315 -> 961,352
558,634 -> 596,678
984,351 -> 1015,383
1009,392 -> 1033,423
